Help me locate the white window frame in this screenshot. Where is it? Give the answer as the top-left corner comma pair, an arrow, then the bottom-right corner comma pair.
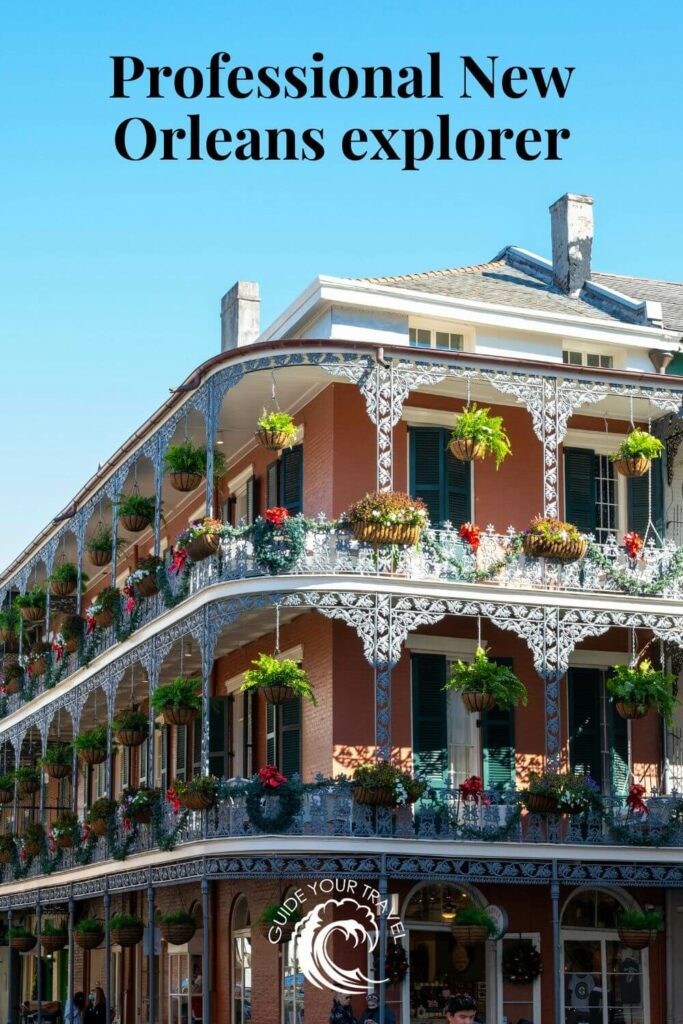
408,316 -> 474,352
563,428 -> 629,539
561,927 -> 650,1024
562,339 -> 622,370
496,931 -> 541,1024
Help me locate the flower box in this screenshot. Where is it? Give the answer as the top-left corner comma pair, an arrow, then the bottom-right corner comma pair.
353,786 -> 396,807
352,521 -> 422,546
522,534 -> 587,562
186,533 -> 221,561
178,791 -> 213,811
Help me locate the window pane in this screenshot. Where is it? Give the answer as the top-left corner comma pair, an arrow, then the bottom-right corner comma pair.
586,353 -> 600,367
568,351 -> 583,365
600,355 -> 614,369
409,328 -> 417,346
417,329 -> 431,347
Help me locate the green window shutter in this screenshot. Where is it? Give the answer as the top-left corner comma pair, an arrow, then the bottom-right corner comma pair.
266,701 -> 276,766
266,460 -> 280,508
245,475 -> 257,526
608,700 -> 630,797
481,658 -> 515,790
411,653 -> 448,791
175,724 -> 187,782
628,460 -> 664,538
410,427 -> 471,527
280,698 -> 301,778
280,444 -> 303,514
209,697 -> 229,778
568,668 -> 601,787
564,447 -> 597,533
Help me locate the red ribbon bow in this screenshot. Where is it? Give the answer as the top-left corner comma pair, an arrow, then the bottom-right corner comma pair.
258,765 -> 287,789
459,775 -> 490,805
170,547 -> 188,575
81,824 -> 91,842
27,664 -> 34,680
459,522 -> 482,553
51,641 -> 65,662
626,783 -> 648,815
265,507 -> 291,528
86,615 -> 96,636
123,584 -> 136,614
624,531 -> 644,559
123,816 -> 132,832
166,786 -> 181,815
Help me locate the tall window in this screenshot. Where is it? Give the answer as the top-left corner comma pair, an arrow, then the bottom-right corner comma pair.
232,897 -> 252,1024
267,444 -> 303,515
568,668 -> 629,795
409,427 -> 471,527
266,698 -> 301,777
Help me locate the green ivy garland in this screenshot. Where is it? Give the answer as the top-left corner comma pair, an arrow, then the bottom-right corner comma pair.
244,779 -> 303,833
604,799 -> 683,847
585,540 -> 683,597
152,803 -> 190,851
246,517 -> 308,575
157,563 -> 193,610
74,828 -> 99,866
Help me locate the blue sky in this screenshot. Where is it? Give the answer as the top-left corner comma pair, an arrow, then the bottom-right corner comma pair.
1,1 -> 682,569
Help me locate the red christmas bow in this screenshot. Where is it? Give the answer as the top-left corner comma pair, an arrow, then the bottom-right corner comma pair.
460,522 -> 481,553
80,823 -> 91,842
626,783 -> 648,815
169,547 -> 188,575
166,786 -> 181,815
86,615 -> 96,636
459,775 -> 490,805
27,664 -> 34,680
123,584 -> 136,614
51,640 -> 65,662
624,531 -> 644,559
258,765 -> 287,789
123,816 -> 132,832
265,507 -> 290,528
48,832 -> 57,853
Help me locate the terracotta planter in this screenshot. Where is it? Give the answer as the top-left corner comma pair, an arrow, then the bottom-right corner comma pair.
179,791 -> 214,811
135,574 -> 159,598
169,471 -> 203,493
11,935 -> 37,953
522,534 -> 587,563
40,933 -> 67,954
89,548 -> 112,567
3,653 -> 19,670
256,428 -> 294,451
65,638 -> 78,654
119,513 -> 151,533
20,607 -> 44,622
45,763 -> 71,780
0,788 -> 13,805
0,848 -> 12,863
0,628 -> 16,644
75,929 -> 104,950
523,793 -> 559,814
111,925 -> 143,947
56,833 -> 74,849
163,706 -> 197,726
352,522 -> 422,547
614,457 -> 651,478
160,921 -> 196,945
50,580 -> 76,597
461,692 -> 497,713
18,779 -> 40,797
4,677 -> 20,696
451,924 -> 490,944
93,609 -> 114,629
132,807 -> 153,825
115,729 -> 147,748
185,533 -> 221,562
262,684 -> 296,705
90,818 -> 109,837
615,701 -> 651,720
80,748 -> 107,766
353,786 -> 396,807
29,658 -> 46,677
24,840 -> 41,857
448,438 -> 487,462
617,927 -> 657,950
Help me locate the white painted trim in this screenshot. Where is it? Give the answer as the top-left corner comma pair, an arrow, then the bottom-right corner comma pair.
223,644 -> 304,694
402,407 -> 455,429
564,428 -> 627,455
496,931 -> 541,1024
405,635 -> 477,657
569,650 -> 630,667
227,464 -> 255,494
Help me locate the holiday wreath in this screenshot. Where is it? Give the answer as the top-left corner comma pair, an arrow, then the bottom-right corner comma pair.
502,942 -> 542,985
244,766 -> 303,833
384,940 -> 409,983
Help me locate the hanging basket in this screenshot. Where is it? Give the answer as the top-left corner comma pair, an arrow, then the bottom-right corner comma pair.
11,935 -> 37,953
617,927 -> 657,949
522,534 -> 587,563
90,818 -> 109,837
613,457 -> 651,478
18,780 -> 40,797
0,787 -> 14,805
119,514 -> 151,533
20,607 -> 44,622
80,748 -> 107,766
451,924 -> 490,944
185,533 -> 221,561
179,791 -> 214,811
353,786 -> 396,807
0,849 -> 12,864
135,575 -> 159,599
160,921 -> 197,945
615,701 -> 651,720
461,692 -> 497,713
4,678 -> 19,696
111,925 -> 144,947
65,638 -> 78,654
163,706 -> 197,726
29,657 -> 47,677
352,522 -> 422,547
40,934 -> 67,954
93,609 -> 114,629
45,763 -> 71,780
523,793 -> 559,814
75,929 -> 104,950
56,833 -> 74,849
262,684 -> 296,705
169,471 -> 203,493
89,549 -> 112,568
132,806 -> 152,825
448,438 -> 487,462
115,729 -> 147,748
256,428 -> 292,451
24,840 -> 41,857
50,580 -> 76,597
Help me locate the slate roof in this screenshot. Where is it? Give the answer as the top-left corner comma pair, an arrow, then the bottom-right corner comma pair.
359,252 -> 683,334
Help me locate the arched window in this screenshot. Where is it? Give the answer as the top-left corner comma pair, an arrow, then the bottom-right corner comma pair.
232,896 -> 252,1024
561,889 -> 649,1024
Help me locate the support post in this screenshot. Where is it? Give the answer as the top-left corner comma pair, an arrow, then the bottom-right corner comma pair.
202,875 -> 210,1024
104,883 -> 111,1024
36,899 -> 43,1024
378,856 -> 388,1024
7,906 -> 14,1024
551,861 -> 562,1024
68,894 -> 75,1017
71,743 -> 79,815
148,880 -> 156,1024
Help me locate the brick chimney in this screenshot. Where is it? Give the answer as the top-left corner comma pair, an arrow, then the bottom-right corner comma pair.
549,193 -> 594,296
221,281 -> 260,351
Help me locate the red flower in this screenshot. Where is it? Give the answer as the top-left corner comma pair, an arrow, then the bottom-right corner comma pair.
169,547 -> 188,576
459,522 -> 482,553
166,786 -> 181,815
626,783 -> 648,815
123,584 -> 136,614
258,765 -> 287,789
123,817 -> 132,832
459,775 -> 490,805
265,507 -> 290,528
624,531 -> 644,559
